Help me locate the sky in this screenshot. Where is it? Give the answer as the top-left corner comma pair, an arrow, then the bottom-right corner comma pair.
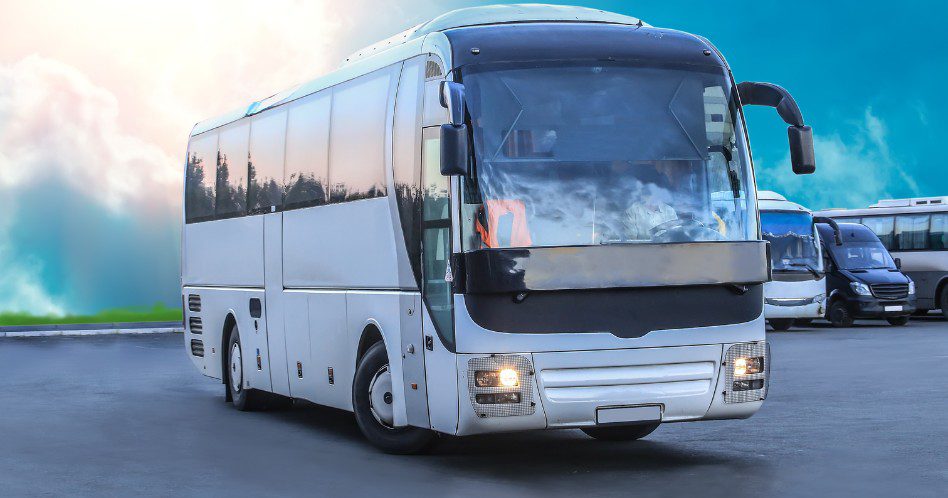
0,0 -> 944,315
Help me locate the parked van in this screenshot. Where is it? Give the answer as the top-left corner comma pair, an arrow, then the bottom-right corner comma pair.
759,191 -> 825,330
815,221 -> 916,327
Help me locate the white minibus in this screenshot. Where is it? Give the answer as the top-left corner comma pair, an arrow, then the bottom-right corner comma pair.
181,4 -> 815,453
758,191 -> 825,330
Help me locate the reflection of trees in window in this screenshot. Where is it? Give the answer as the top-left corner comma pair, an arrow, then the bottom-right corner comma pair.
284,172 -> 327,208
215,151 -> 247,218
185,151 -> 215,222
248,158 -> 284,213
329,181 -> 384,204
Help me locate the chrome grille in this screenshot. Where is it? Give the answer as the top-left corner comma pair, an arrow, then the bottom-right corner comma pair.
188,317 -> 203,335
467,355 -> 535,418
187,294 -> 201,312
870,283 -> 908,300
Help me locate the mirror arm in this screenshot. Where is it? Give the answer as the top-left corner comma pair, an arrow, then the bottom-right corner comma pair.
814,216 -> 843,246
737,82 -> 804,127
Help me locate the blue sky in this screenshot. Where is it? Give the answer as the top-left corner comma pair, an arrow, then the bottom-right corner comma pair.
0,1 -> 943,315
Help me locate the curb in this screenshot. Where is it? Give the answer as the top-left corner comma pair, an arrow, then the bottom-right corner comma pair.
1,322 -> 184,338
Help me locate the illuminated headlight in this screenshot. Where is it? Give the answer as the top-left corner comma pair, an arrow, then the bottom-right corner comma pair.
908,281 -> 915,295
733,356 -> 764,377
467,355 -> 535,417
850,282 -> 872,296
724,342 -> 769,403
474,368 -> 520,388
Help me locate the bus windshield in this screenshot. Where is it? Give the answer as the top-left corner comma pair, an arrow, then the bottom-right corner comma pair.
761,211 -> 820,272
459,60 -> 755,251
831,241 -> 896,270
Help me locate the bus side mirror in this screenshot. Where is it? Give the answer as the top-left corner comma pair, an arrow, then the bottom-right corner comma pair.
894,257 -> 902,270
738,81 -> 815,175
440,123 -> 470,176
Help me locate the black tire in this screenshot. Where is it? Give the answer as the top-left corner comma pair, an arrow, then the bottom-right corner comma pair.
795,318 -> 814,327
226,325 -> 262,411
941,289 -> 948,320
828,301 -> 854,328
353,342 -> 434,454
886,316 -> 910,326
581,423 -> 660,441
768,318 -> 794,331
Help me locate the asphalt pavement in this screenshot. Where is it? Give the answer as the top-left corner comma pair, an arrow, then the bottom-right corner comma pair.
1,317 -> 946,497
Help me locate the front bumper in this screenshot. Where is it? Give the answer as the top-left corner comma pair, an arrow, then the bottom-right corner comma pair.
455,342 -> 766,436
764,297 -> 824,319
851,295 -> 916,318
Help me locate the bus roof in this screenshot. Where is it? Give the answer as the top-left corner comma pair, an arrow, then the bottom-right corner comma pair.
815,196 -> 948,218
758,190 -> 811,213
190,4 -> 646,137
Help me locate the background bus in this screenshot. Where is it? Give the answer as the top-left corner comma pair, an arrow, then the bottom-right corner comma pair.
815,197 -> 948,318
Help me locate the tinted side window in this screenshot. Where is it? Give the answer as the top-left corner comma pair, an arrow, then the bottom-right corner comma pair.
860,215 -> 894,249
931,213 -> 947,250
329,68 -> 392,202
216,123 -> 250,218
284,91 -> 331,209
896,214 -> 930,250
185,133 -> 218,223
249,110 -> 287,213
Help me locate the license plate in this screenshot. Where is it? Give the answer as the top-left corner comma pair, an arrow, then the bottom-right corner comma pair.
885,305 -> 903,312
596,405 -> 662,425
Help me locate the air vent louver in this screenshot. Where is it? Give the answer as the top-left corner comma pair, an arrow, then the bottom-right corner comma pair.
187,294 -> 201,312
190,339 -> 205,357
189,317 -> 203,335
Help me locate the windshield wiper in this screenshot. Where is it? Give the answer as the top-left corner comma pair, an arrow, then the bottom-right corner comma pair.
788,262 -> 821,278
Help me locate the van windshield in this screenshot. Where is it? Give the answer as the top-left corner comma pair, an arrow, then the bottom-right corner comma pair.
761,211 -> 820,271
831,241 -> 896,270
458,61 -> 755,251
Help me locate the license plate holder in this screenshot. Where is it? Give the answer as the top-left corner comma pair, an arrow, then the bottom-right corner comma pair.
596,405 -> 662,426
884,305 -> 903,312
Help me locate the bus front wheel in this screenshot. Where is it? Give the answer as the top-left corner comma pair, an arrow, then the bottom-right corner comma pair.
768,319 -> 794,331
581,423 -> 660,441
352,341 -> 434,454
828,301 -> 854,328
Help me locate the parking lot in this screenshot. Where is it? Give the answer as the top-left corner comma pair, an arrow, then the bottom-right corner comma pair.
1,317 -> 946,497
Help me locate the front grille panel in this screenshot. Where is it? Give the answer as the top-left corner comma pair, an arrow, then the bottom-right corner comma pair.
190,339 -> 204,357
871,283 -> 908,300
189,317 -> 203,335
187,294 -> 201,312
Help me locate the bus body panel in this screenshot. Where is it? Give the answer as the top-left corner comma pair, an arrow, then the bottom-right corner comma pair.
263,212 -> 290,396
891,252 -> 948,310
183,216 -> 264,287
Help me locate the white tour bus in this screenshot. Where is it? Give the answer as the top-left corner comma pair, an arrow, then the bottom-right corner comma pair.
181,5 -> 816,453
758,191 -> 825,330
816,197 -> 948,318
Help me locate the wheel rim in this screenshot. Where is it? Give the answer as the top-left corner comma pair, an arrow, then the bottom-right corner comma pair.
230,342 -> 243,393
368,365 -> 395,428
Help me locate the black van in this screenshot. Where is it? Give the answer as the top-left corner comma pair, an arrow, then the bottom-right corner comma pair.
815,220 -> 916,327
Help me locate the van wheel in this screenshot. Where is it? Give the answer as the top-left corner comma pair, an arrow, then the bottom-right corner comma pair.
581,423 -> 660,441
828,301 -> 854,328
941,290 -> 948,319
352,342 -> 434,454
226,325 -> 262,411
886,316 -> 910,326
768,319 -> 794,331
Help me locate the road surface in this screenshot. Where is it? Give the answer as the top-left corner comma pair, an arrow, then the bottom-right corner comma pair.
1,317 -> 945,497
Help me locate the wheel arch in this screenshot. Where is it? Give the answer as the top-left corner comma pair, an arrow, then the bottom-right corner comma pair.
220,311 -> 238,385
356,322 -> 385,366
935,276 -> 948,309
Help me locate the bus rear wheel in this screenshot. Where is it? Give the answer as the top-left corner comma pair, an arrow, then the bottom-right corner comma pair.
768,319 -> 794,331
828,301 -> 854,328
352,341 -> 434,454
226,325 -> 263,411
886,316 -> 910,326
581,423 -> 660,441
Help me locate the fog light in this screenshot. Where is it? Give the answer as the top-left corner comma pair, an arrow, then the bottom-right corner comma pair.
475,392 -> 521,404
733,356 -> 763,376
733,379 -> 765,391
475,368 -> 520,387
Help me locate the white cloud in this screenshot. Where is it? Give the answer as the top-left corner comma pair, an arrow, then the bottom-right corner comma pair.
757,108 -> 921,210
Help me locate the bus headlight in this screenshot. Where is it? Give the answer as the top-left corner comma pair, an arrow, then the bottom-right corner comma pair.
850,282 -> 872,296
908,281 -> 915,295
474,368 -> 520,388
733,356 -> 763,376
